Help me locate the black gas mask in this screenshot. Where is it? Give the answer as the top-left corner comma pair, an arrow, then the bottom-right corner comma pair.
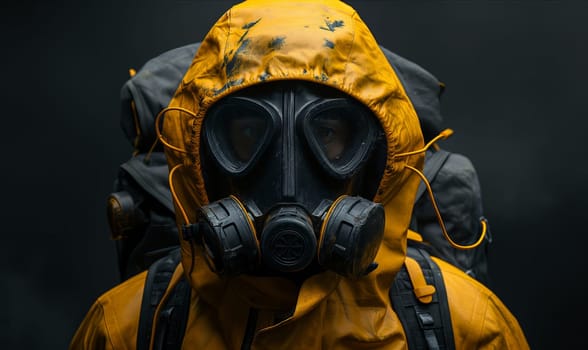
196,82 -> 387,279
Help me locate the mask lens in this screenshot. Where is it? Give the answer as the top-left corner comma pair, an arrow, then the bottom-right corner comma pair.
311,111 -> 351,163
204,98 -> 278,175
228,115 -> 269,162
303,99 -> 378,178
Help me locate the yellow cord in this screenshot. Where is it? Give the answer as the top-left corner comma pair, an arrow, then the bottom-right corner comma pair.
142,137 -> 159,164
160,107 -> 201,224
394,128 -> 454,159
391,128 -> 486,249
404,164 -> 487,250
169,164 -> 190,224
155,107 -> 198,154
130,100 -> 141,156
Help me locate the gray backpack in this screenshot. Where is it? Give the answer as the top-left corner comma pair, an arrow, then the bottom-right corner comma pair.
382,47 -> 492,285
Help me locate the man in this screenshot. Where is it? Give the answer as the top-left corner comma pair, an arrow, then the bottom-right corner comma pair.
71,0 -> 529,348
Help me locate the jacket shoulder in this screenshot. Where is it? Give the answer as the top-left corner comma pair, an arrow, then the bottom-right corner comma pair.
433,257 -> 529,350
70,271 -> 147,350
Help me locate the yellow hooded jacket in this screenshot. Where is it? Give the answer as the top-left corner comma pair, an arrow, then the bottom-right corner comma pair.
71,1 -> 529,349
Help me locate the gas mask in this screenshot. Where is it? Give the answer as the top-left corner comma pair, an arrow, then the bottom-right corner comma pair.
195,82 -> 387,279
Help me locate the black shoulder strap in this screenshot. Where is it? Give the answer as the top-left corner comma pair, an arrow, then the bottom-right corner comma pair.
414,149 -> 451,204
151,276 -> 191,350
137,248 -> 190,350
139,246 -> 455,350
390,246 -> 455,350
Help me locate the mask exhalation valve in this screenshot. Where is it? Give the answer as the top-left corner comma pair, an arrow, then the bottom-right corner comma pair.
261,206 -> 317,272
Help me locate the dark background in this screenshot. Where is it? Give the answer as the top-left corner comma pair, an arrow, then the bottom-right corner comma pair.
2,0 -> 586,348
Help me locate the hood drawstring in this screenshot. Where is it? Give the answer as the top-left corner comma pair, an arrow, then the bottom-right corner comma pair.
169,164 -> 190,225
155,106 -> 202,275
394,129 -> 488,250
156,107 -> 195,154
152,106 -> 195,226
143,106 -> 194,163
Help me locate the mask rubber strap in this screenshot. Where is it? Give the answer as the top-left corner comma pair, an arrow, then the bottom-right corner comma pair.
169,163 -> 190,225
404,164 -> 488,250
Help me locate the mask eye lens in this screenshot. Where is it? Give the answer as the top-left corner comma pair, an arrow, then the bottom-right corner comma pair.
302,99 -> 378,179
311,112 -> 351,162
229,115 -> 269,162
204,98 -> 278,175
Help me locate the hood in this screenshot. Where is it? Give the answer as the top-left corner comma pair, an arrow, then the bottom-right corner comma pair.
161,0 -> 424,312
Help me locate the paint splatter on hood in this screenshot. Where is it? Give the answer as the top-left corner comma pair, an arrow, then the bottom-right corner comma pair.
162,0 -> 424,310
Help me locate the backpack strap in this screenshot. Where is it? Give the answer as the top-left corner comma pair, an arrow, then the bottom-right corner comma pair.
414,149 -> 451,204
137,248 -> 190,350
390,245 -> 455,350
151,276 -> 191,350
